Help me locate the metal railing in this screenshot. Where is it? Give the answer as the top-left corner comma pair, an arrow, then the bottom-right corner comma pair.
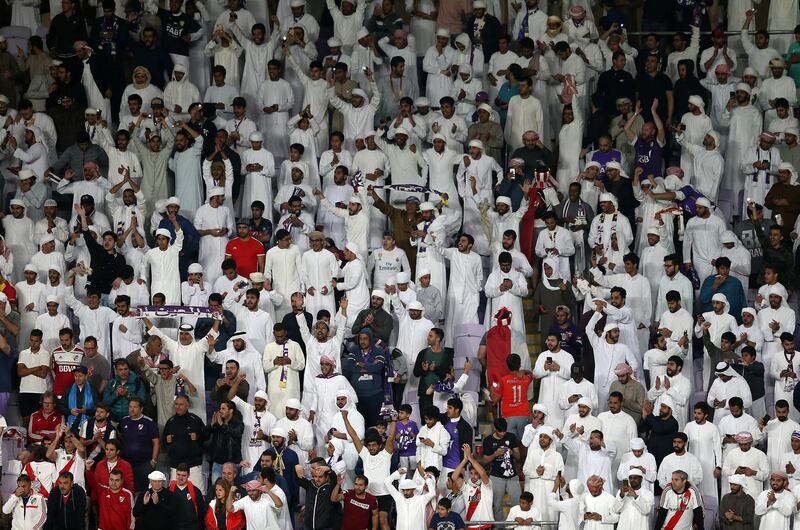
466,521 -> 560,527
620,29 -> 798,36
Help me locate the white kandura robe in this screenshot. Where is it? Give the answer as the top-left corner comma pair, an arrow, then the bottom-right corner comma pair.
760,303 -> 797,370
767,0 -> 800,53
287,120 -> 321,191
142,230 -> 183,304
741,145 -> 781,217
679,111 -> 712,181
163,70 -> 201,122
721,104 -> 762,200
14,280 -> 46,350
560,412 -> 601,480
764,418 -> 800,472
771,354 -> 800,422
695,309 -> 738,392
194,203 -> 235,285
532,349 -> 575,429
522,445 -> 564,522
169,138 -> 204,220
677,136 -> 724,205
391,300 -> 434,415
257,78 -> 294,159
148,324 -> 211,418
707,376 -> 753,425
610,488 -> 654,530
588,210 -> 633,257
335,258 -> 370,334
3,216 -> 36,283
563,437 -> 616,493
297,312 -> 347,409
585,312 -> 641,411
231,396 -> 276,475
310,375 -> 356,453
722,447 -> 769,500
317,184 -> 352,247
504,94 -> 544,152
641,242 -> 668,311
216,343 -> 267,403
682,213 -> 726,286
222,294 -> 275,356
484,268 -> 528,336
240,148 -> 276,220
435,247 -> 483,344
684,420 -> 723,500
593,271 -> 652,360
230,25 -> 277,120
534,226 -> 575,281
598,410 -> 638,489
557,378 -> 599,420
657,451 -> 703,490
273,414 -> 315,462
263,339 -> 306,419
719,413 -> 763,458
647,373 -> 692,430
617,450 -> 658,494
327,82 -> 380,153
422,46 -> 456,110
264,245 -> 304,321
301,248 -> 339,318
755,488 -> 795,530
556,106 -> 584,196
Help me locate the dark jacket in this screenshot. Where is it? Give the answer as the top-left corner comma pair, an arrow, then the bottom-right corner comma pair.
129,41 -> 173,89
281,310 -> 313,352
82,229 -> 128,294
439,415 -> 473,462
163,412 -> 206,468
158,215 -> 200,281
101,372 -> 147,422
44,484 -> 87,530
206,416 -> 244,464
413,347 -> 454,398
466,14 -> 503,59
46,11 -> 89,57
638,413 -> 679,471
343,340 -> 387,397
298,472 -> 338,530
133,487 -> 176,530
351,307 -> 393,344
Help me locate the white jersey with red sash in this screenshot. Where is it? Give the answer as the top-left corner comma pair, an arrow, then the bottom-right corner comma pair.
660,487 -> 700,530
24,461 -> 56,498
54,448 -> 85,489
461,479 -> 493,530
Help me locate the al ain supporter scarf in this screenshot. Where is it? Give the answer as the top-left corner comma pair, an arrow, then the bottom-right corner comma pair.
486,307 -> 512,391
66,384 -> 94,428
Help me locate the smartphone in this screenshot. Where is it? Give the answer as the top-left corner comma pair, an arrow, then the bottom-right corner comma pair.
622,479 -> 629,487
763,414 -> 771,423
729,91 -> 736,98
546,356 -> 553,363
97,109 -> 102,117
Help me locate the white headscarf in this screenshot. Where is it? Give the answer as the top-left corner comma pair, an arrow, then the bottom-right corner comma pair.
711,293 -> 731,314
778,162 -> 799,185
542,256 -> 562,291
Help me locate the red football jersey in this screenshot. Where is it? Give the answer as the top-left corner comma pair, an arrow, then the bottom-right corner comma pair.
494,373 -> 533,417
51,346 -> 85,397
